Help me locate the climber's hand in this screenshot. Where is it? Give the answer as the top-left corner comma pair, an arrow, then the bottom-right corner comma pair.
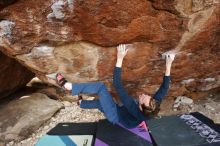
117,44 -> 129,60
166,54 -> 175,67
116,44 -> 129,67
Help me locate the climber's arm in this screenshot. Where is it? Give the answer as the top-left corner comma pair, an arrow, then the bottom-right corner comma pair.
154,54 -> 175,102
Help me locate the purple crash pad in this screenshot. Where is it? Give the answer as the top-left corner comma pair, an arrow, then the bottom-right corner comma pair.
118,123 -> 152,143
94,122 -> 152,146
94,138 -> 108,146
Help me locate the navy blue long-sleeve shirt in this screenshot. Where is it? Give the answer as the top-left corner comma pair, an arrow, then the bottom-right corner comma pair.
113,67 -> 170,128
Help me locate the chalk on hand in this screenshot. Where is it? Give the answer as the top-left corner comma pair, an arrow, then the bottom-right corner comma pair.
168,54 -> 175,60
162,49 -> 178,60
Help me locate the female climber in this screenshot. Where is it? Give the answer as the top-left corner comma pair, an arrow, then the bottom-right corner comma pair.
55,44 -> 175,128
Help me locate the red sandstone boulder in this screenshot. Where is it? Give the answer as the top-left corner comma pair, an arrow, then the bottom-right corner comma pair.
0,0 -> 219,97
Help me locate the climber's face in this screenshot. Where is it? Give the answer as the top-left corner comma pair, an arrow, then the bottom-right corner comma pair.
138,94 -> 152,111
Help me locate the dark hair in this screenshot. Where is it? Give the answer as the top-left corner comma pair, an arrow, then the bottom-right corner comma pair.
141,98 -> 160,116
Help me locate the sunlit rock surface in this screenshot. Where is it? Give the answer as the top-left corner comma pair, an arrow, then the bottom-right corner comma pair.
0,0 -> 219,97
0,93 -> 63,144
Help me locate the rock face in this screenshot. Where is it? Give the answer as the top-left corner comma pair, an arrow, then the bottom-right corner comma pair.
0,0 -> 219,97
0,52 -> 34,99
0,0 -> 17,9
0,93 -> 63,144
